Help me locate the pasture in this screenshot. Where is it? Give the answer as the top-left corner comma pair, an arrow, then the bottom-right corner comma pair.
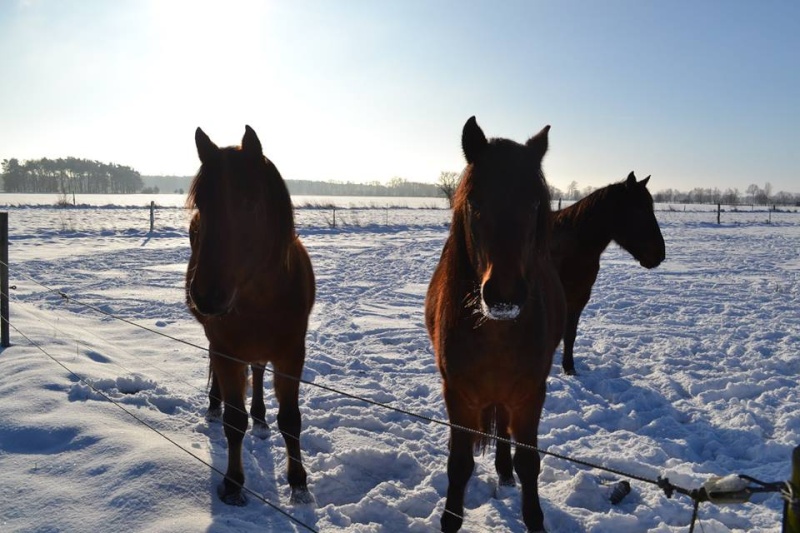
0,199 -> 798,532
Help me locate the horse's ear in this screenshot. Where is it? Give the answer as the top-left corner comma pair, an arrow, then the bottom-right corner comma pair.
626,171 -> 637,187
640,175 -> 651,187
462,116 -> 488,164
195,127 -> 219,164
241,125 -> 264,157
526,125 -> 550,160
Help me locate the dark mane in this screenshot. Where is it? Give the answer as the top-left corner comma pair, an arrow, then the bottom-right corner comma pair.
554,178 -> 655,230
186,145 -> 297,265
454,137 -> 553,251
553,180 -> 623,229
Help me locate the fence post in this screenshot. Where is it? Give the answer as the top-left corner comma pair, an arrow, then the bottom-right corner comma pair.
717,203 -> 721,225
149,201 -> 155,234
1,212 -> 9,348
786,445 -> 800,533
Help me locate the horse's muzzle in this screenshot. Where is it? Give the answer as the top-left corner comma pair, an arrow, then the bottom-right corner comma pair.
481,301 -> 521,320
188,280 -> 235,317
639,246 -> 666,269
480,276 -> 527,321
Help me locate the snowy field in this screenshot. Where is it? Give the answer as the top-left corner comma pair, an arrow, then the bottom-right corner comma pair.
0,198 -> 798,532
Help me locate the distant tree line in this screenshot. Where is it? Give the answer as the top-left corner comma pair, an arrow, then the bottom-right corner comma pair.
139,175 -> 443,198
650,183 -> 800,206
443,173 -> 799,207
2,157 -> 143,193
286,177 -> 440,197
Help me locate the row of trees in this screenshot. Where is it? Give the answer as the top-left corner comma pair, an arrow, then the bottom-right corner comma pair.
436,172 -> 799,207
286,177 -> 440,197
650,184 -> 799,206
2,158 -> 144,194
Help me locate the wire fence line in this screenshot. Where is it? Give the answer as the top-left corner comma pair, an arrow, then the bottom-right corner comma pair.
2,202 -> 799,238
2,262 -> 797,531
1,313 -> 320,533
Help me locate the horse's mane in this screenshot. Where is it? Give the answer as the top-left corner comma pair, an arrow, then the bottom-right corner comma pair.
553,180 -> 626,229
453,138 -> 553,250
186,147 -> 297,264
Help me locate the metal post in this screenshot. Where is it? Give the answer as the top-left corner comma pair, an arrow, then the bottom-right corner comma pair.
785,445 -> 800,533
1,212 -> 9,348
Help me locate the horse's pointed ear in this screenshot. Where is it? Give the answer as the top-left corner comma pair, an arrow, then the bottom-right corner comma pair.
626,171 -> 637,187
526,125 -> 550,159
241,125 -> 263,157
195,127 -> 219,164
640,175 -> 651,187
462,116 -> 488,164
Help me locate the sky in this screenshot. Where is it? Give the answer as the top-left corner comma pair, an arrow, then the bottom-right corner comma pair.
0,0 -> 798,194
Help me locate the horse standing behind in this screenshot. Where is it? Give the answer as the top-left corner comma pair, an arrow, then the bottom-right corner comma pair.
185,126 -> 315,506
425,117 -> 565,532
551,172 -> 665,375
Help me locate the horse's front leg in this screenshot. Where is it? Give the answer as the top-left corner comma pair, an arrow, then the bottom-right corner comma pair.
213,353 -> 249,506
493,406 -> 515,486
273,352 -> 311,504
511,389 -> 547,532
249,364 -> 268,436
206,366 -> 223,421
441,391 -> 478,532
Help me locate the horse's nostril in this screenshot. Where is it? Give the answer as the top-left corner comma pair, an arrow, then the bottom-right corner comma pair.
481,277 -> 528,320
189,280 -> 230,317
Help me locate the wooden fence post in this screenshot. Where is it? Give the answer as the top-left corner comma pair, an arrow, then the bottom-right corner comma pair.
149,201 -> 155,234
1,212 -> 9,348
717,203 -> 721,225
786,445 -> 800,532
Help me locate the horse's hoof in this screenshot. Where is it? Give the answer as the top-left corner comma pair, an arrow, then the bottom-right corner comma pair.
251,421 -> 270,439
290,487 -> 315,505
205,406 -> 223,422
217,483 -> 247,506
498,475 -> 516,487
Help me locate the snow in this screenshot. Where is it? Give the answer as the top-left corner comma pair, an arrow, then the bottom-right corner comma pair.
0,196 -> 798,532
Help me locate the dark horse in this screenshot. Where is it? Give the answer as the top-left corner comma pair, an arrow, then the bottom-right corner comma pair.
425,117 -> 565,532
551,172 -> 665,375
185,126 -> 315,506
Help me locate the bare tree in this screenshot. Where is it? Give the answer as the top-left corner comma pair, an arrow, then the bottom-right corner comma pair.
566,180 -> 579,201
437,171 -> 460,208
746,184 -> 761,204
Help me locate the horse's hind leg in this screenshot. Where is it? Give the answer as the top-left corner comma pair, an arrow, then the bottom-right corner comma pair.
510,393 -> 547,532
441,392 -> 478,532
561,308 -> 581,375
273,354 -> 310,504
249,364 -> 269,437
213,353 -> 249,506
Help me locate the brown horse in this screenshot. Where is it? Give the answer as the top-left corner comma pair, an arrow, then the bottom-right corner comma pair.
425,117 -> 565,532
185,126 -> 315,506
551,172 -> 665,375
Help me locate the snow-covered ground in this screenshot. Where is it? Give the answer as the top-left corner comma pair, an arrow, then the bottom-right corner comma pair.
0,198 -> 798,532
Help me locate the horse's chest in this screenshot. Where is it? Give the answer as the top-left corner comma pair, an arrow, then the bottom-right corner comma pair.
441,324 -> 548,397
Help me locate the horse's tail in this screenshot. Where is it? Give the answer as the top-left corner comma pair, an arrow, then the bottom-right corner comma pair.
476,405 -> 500,454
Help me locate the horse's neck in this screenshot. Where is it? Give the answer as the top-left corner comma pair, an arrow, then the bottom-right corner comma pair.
558,195 -> 614,255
